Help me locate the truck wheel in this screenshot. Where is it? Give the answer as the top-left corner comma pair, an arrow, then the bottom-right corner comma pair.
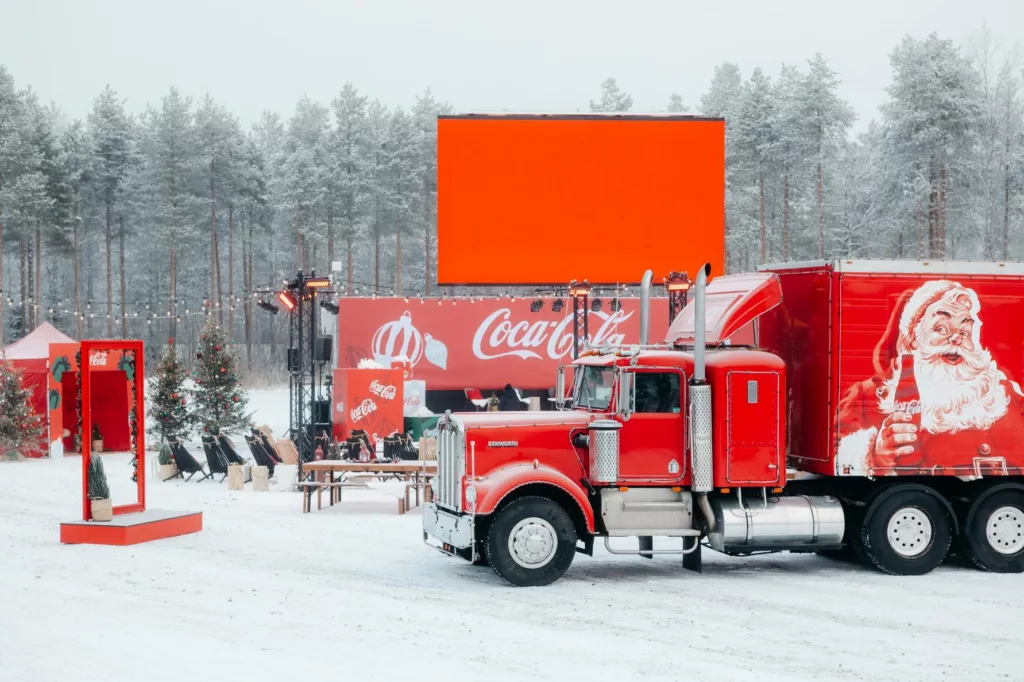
860,490 -> 952,576
960,490 -> 1024,573
485,496 -> 577,587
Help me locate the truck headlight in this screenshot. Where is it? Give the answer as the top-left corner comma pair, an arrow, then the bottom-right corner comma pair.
465,484 -> 477,509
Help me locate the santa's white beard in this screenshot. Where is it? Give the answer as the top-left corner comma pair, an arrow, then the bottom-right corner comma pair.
879,344 -> 1010,433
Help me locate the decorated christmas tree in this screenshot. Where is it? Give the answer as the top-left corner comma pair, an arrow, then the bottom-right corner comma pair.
0,357 -> 45,461
149,340 -> 194,443
190,316 -> 251,433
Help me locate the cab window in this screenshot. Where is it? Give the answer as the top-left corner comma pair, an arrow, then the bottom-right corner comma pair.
633,372 -> 681,413
573,365 -> 614,411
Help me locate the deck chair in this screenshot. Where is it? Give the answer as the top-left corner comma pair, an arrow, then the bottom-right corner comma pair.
218,433 -> 253,482
170,440 -> 213,482
253,428 -> 283,463
201,435 -> 230,483
217,434 -> 248,466
244,434 -> 277,478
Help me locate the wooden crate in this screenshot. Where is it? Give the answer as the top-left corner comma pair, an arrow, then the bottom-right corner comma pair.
251,465 -> 270,491
227,464 -> 246,491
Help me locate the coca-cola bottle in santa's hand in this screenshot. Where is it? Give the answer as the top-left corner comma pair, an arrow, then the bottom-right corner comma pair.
884,353 -> 922,467
894,354 -> 921,418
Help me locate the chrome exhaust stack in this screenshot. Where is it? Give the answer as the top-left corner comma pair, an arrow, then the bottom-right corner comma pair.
689,263 -> 715,532
639,269 -> 653,345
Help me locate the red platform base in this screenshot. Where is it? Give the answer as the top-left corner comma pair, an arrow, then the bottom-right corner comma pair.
60,510 -> 203,546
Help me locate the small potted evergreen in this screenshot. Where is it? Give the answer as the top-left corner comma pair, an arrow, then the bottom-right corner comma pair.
158,441 -> 178,481
88,453 -> 112,521
91,424 -> 103,453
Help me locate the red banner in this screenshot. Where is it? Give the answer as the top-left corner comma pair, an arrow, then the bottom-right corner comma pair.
337,297 -> 670,391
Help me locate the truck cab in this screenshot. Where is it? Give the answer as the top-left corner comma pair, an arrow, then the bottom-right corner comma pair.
423,265 -> 845,586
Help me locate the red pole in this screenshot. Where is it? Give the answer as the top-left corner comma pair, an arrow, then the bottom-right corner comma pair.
81,341 -> 93,522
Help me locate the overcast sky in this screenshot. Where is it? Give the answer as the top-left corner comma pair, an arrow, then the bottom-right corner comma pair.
2,0 -> 1021,135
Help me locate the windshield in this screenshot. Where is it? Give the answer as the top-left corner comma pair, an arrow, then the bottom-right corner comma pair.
573,365 -> 614,411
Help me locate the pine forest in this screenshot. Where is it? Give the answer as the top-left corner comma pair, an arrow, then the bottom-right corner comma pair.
1,30 -> 1023,382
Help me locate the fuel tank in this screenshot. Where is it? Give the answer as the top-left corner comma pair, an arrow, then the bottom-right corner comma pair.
707,493 -> 845,553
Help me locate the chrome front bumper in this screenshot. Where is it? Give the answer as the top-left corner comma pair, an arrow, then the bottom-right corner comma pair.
422,502 -> 474,553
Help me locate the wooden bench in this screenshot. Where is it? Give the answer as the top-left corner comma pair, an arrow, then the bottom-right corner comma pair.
297,480 -> 367,512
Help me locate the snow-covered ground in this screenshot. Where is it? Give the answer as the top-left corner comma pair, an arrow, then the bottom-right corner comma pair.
3,389 -> 1024,682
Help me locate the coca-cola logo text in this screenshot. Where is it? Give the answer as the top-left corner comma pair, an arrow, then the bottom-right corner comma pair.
90,352 -> 108,367
350,398 -> 378,423
891,400 -> 921,414
369,380 -> 397,400
405,394 -> 422,407
472,308 -> 633,361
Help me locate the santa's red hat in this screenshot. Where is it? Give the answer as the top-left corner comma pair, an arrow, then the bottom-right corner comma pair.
872,280 -> 969,377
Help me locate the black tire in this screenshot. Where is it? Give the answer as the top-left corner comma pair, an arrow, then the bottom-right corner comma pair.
485,496 -> 577,587
860,490 -> 952,576
960,489 -> 1024,573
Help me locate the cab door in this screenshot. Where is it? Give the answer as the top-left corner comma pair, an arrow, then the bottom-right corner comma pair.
617,369 -> 686,482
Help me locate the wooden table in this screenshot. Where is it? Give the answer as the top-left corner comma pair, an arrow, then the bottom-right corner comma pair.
298,460 -> 438,514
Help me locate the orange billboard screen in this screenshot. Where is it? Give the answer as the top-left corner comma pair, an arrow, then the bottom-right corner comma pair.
437,114 -> 725,286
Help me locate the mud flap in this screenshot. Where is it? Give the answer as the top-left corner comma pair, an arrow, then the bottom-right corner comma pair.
576,535 -> 594,556
683,538 -> 702,573
639,536 -> 654,559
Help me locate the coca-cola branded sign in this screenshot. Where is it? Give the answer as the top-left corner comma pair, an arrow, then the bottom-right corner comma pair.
350,398 -> 378,423
332,368 -> 404,446
338,297 -> 670,390
404,380 -> 426,417
369,380 -> 397,400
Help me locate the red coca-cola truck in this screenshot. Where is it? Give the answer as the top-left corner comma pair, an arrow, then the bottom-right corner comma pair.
422,259 -> 1024,586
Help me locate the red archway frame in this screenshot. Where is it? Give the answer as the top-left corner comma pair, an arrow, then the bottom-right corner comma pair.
80,340 -> 145,521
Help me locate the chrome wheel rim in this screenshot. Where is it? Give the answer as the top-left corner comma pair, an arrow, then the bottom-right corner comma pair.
508,517 -> 557,569
986,505 -> 1024,556
886,506 -> 933,558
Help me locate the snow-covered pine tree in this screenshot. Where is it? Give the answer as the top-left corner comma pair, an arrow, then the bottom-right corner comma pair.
589,78 -> 633,112
190,316 -> 250,433
330,83 -> 371,294
699,63 -> 747,271
149,340 -> 193,443
735,68 -> 778,264
142,87 -> 197,342
880,33 -> 984,259
411,89 -> 452,296
89,85 -> 135,337
282,96 -> 330,272
383,107 -> 418,294
196,94 -> 245,326
667,93 -> 688,113
0,357 -> 45,460
798,54 -> 855,258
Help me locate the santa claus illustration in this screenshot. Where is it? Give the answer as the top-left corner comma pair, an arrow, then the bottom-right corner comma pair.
836,279 -> 1024,477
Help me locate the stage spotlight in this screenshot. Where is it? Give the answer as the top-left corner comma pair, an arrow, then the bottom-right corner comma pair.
552,299 -> 564,313
610,298 -> 621,312
305,276 -> 331,289
257,299 -> 279,315
591,298 -> 602,312
320,300 -> 339,315
277,290 -> 296,311
530,299 -> 543,313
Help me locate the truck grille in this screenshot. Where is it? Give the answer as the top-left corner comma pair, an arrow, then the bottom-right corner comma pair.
435,419 -> 466,512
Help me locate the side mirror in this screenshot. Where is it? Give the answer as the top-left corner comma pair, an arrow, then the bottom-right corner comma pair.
616,371 -> 634,420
